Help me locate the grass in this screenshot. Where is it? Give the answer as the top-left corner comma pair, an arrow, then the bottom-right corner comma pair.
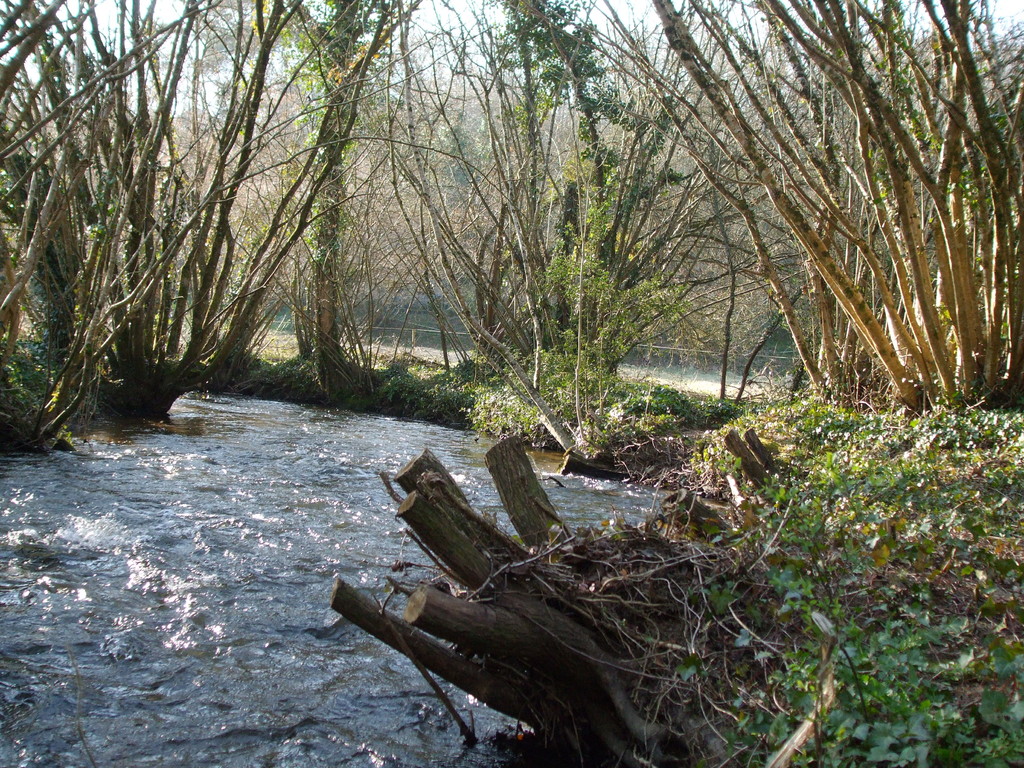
255,329 -> 745,400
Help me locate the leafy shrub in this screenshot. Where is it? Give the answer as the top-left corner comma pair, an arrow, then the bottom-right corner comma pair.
1,342 -> 56,450
604,380 -> 741,432
700,399 -> 1024,765
470,373 -> 743,453
236,357 -> 327,404
470,382 -> 555,447
375,361 -> 478,427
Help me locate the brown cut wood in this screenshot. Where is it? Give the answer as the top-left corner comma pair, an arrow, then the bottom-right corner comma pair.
404,586 -> 663,750
394,448 -> 467,501
397,491 -> 493,588
414,470 -> 526,561
395,449 -> 527,561
558,451 -> 628,481
329,577 -> 532,723
485,436 -> 566,548
724,428 -> 770,488
662,489 -> 727,537
743,428 -> 777,475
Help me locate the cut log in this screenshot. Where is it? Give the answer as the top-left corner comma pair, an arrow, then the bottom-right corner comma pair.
724,427 -> 770,488
404,586 -> 613,674
329,577 -> 532,723
661,489 -> 727,537
485,437 -> 567,548
395,449 -> 526,562
558,450 -> 629,482
743,428 -> 777,475
414,470 -> 525,561
395,448 -> 467,500
331,448 -> 743,767
404,585 -> 663,758
397,491 -> 493,588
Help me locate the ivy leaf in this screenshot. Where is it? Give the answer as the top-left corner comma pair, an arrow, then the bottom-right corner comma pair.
866,734 -> 899,762
872,543 -> 891,567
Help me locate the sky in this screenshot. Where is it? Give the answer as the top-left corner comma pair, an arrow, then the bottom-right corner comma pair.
85,0 -> 1024,29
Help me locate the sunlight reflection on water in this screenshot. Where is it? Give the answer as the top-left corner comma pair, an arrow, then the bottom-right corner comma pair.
0,394 -> 660,768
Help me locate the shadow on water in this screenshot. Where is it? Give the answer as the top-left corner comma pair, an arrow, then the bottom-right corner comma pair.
0,394 -> 660,768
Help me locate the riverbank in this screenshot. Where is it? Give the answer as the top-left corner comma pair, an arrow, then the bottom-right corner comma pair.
13,345 -> 1023,765
322,393 -> 1024,766
220,357 -> 1024,764
690,401 -> 1024,765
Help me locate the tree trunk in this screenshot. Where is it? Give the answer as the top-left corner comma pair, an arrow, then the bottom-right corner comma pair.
485,437 -> 566,548
330,577 -> 533,723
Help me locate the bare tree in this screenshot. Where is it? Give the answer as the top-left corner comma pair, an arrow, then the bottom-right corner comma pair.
390,0 -> 723,449
0,0 -> 401,450
289,6 -> 414,400
1,0 -> 202,446
286,130 -> 421,396
619,0 -> 1024,408
99,0 -> 400,415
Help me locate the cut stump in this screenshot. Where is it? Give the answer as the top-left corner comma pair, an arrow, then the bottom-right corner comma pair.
328,441 -> 758,767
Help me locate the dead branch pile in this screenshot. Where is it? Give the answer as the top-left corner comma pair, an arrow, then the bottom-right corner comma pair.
329,435 -> 813,767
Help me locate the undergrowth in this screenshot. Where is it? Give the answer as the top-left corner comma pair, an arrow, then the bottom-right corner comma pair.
375,361 -> 479,426
0,342 -> 72,451
692,400 -> 1024,766
471,378 -> 740,451
234,356 -> 329,405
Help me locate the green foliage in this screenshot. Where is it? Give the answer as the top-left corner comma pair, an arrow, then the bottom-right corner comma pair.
700,400 -> 1024,765
470,367 -> 740,451
542,211 -> 689,377
375,361 -> 479,427
604,380 -> 741,433
238,357 -> 327,405
237,355 -> 483,428
471,382 -> 554,447
0,340 -> 83,450
0,343 -> 50,450
500,0 -> 605,105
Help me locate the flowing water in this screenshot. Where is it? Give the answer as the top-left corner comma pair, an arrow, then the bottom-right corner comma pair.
0,395 -> 660,768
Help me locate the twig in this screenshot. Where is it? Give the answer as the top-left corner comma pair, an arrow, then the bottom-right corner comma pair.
380,471 -> 404,503
764,613 -> 837,768
467,534 -> 576,600
381,607 -> 477,746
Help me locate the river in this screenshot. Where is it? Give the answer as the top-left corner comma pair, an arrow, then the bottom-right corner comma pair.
0,395 -> 660,768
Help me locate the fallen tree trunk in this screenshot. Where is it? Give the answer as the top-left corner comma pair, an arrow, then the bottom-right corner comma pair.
404,585 -> 662,751
660,488 -> 728,538
558,450 -> 629,481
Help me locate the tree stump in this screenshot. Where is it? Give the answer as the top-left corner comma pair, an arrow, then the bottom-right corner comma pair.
328,439 -> 734,768
485,436 -> 567,548
724,427 -> 776,488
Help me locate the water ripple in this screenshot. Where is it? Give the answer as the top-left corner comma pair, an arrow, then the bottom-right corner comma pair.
0,394 -> 657,767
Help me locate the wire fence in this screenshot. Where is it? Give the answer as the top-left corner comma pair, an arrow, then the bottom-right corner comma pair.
259,312 -> 801,397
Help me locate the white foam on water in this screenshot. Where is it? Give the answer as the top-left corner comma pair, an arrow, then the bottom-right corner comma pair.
56,514 -> 136,552
5,528 -> 43,546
